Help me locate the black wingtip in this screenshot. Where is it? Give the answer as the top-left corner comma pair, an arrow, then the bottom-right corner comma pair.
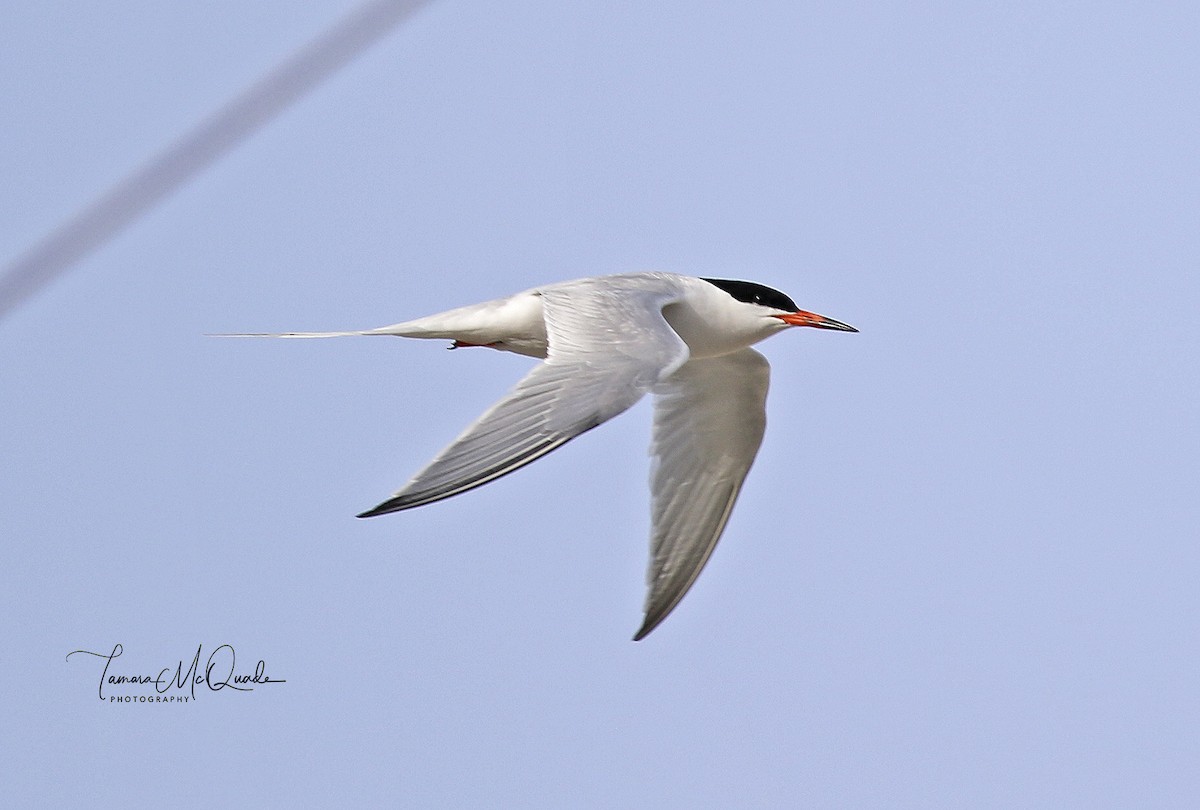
631,618 -> 659,642
357,490 -> 432,517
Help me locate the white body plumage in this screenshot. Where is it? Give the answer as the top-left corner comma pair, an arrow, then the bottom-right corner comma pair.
227,272 -> 856,639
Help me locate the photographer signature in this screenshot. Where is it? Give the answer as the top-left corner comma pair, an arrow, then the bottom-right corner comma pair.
67,643 -> 286,701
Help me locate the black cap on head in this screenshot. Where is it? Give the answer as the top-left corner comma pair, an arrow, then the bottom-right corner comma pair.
701,278 -> 799,313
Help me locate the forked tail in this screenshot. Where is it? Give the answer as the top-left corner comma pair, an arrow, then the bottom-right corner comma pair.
208,326 -> 401,338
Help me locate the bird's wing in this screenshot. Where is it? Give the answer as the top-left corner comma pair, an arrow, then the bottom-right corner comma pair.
634,348 -> 770,640
359,281 -> 690,516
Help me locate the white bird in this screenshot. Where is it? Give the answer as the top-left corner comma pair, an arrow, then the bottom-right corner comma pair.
230,272 -> 857,639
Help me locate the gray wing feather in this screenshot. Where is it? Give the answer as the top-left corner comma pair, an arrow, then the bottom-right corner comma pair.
634,348 -> 770,640
359,281 -> 688,517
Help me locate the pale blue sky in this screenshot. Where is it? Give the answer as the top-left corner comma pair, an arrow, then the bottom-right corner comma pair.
3,2 -> 1198,806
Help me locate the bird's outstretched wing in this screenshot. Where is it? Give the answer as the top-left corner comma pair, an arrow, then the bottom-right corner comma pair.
359,280 -> 690,517
634,348 -> 770,640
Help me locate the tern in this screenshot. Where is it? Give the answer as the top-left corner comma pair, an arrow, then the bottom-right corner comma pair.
232,272 -> 857,639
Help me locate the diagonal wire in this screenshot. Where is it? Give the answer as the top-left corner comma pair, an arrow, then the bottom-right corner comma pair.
0,0 -> 436,323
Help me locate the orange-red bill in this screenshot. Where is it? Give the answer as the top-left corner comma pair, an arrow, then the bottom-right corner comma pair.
776,310 -> 859,332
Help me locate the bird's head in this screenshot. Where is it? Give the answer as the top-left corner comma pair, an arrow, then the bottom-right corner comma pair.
701,278 -> 859,333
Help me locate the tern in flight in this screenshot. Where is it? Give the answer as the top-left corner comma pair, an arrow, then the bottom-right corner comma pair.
233,272 -> 857,639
